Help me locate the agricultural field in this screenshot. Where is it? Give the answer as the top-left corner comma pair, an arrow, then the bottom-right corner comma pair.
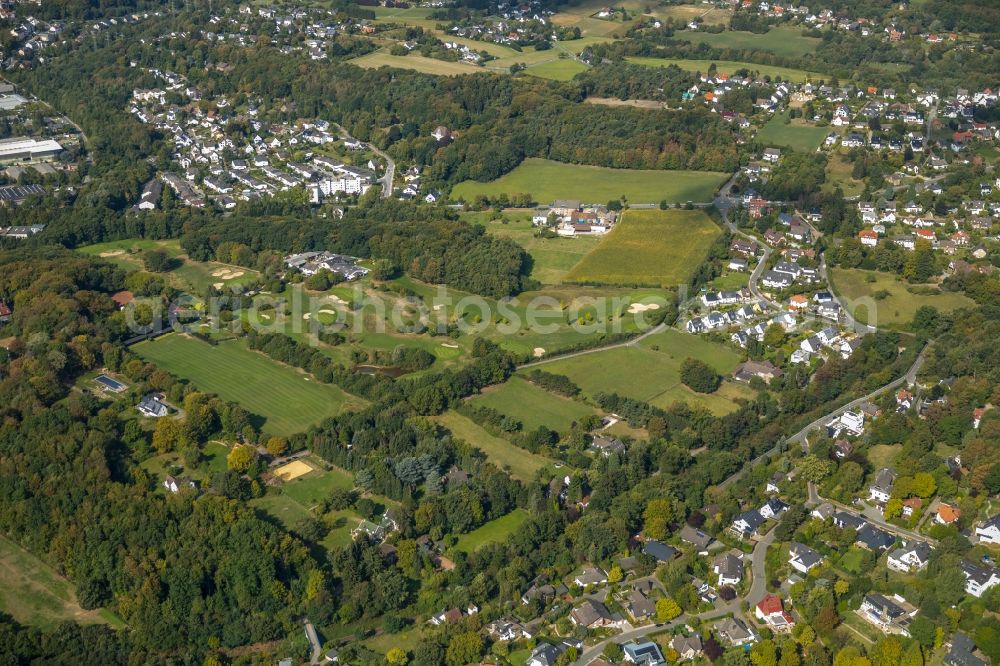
563,209 -> 722,288
651,4 -> 732,26
676,26 -> 821,58
628,57 -> 818,83
453,509 -> 530,553
829,268 -> 976,329
349,50 -> 484,76
0,535 -> 120,630
451,158 -> 728,205
464,211 -> 604,284
434,411 -> 556,481
368,5 -> 440,30
522,58 -> 589,81
537,327 -> 751,415
473,376 -> 599,432
756,111 -> 831,152
133,334 -> 367,435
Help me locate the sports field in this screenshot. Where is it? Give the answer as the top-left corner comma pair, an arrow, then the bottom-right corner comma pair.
350,51 -> 483,76
756,112 -> 831,152
474,376 -> 599,432
829,268 -> 976,328
134,334 -> 367,435
677,26 -> 821,58
628,57 -> 818,83
451,158 -> 728,205
0,535 -> 119,630
563,209 -> 721,288
454,509 -> 530,552
537,327 -> 751,414
435,411 -> 555,481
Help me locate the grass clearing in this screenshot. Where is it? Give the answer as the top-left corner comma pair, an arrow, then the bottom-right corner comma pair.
474,377 -> 599,432
652,4 -> 732,25
829,268 -> 976,329
134,334 -> 367,435
866,444 -> 902,470
250,494 -> 313,531
350,51 -> 484,76
757,111 -> 831,152
454,509 -> 530,552
628,56 -> 819,83
563,209 -> 721,287
0,535 -> 119,630
677,26 -> 820,58
537,327 -> 749,415
523,58 -> 589,81
824,153 -> 865,197
435,411 -> 554,481
281,464 -> 355,508
452,158 -> 728,205
465,211 -> 603,284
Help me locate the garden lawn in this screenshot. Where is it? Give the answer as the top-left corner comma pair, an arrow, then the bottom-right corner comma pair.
134,334 -> 367,435
250,494 -> 312,530
628,57 -> 818,83
537,328 -> 749,415
756,111 -> 831,152
0,536 -> 120,630
563,209 -> 721,287
473,377 -> 599,432
435,411 -> 554,481
677,26 -> 820,58
451,158 -> 728,205
454,509 -> 530,552
823,153 -> 865,197
829,268 -> 975,329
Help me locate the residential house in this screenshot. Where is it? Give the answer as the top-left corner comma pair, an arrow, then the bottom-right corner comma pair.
570,599 -> 613,628
961,561 -> 1000,598
732,360 -> 784,384
976,514 -> 1000,545
935,503 -> 962,525
670,634 -> 703,661
731,509 -> 766,538
643,540 -> 679,563
163,475 -> 195,493
527,642 -> 569,666
788,542 -> 823,574
574,567 -> 608,587
589,435 -> 626,457
137,394 -> 169,418
945,632 -> 988,666
625,589 -> 656,622
713,551 -> 745,586
858,593 -> 918,636
521,581 -> 568,605
754,594 -> 795,632
869,467 -> 897,503
887,541 -> 931,573
679,525 -> 714,554
714,617 -> 757,646
759,498 -> 789,520
833,440 -> 854,459
856,524 -> 895,552
622,641 -> 666,665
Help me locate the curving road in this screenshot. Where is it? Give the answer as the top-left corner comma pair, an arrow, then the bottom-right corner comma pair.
333,122 -> 394,198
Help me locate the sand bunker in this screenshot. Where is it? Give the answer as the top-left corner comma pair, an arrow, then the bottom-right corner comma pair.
212,282 -> 224,289
99,249 -> 126,257
628,302 -> 661,314
210,268 -> 246,280
441,342 -> 459,348
274,459 -> 313,481
317,309 -> 338,315
533,347 -> 545,357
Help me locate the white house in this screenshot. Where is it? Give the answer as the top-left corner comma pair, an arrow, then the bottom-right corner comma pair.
976,514 -> 1000,545
868,467 -> 897,503
788,543 -> 823,574
886,542 -> 931,573
961,561 -> 1000,598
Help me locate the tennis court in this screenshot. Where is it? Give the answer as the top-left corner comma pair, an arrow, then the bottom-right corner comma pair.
94,374 -> 127,392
